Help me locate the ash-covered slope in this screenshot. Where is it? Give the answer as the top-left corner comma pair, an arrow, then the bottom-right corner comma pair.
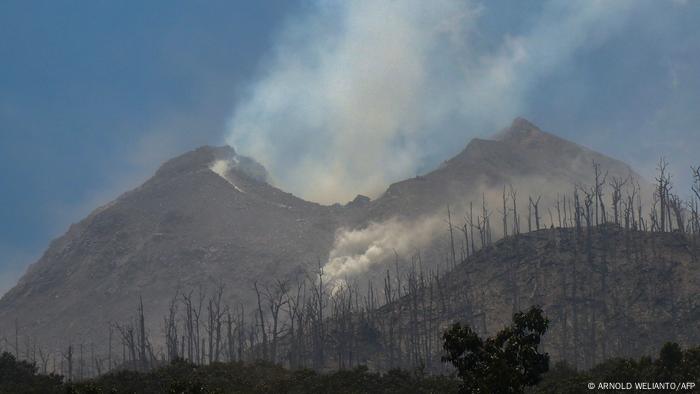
0,146 -> 347,350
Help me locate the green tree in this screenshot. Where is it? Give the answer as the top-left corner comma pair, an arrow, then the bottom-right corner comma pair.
442,306 -> 550,393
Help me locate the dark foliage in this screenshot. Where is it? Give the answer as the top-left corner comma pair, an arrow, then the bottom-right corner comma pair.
442,306 -> 550,393
0,352 -> 63,394
3,342 -> 698,393
532,342 -> 700,393
64,360 -> 459,393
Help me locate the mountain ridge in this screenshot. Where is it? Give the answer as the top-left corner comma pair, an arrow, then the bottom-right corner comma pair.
365,118 -> 641,223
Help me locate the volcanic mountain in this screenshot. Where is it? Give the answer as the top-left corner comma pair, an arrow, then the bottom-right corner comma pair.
365,117 -> 640,221
0,118 -> 646,354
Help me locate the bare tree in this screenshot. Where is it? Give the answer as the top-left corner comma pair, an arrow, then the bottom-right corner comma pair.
656,158 -> 672,232
510,185 -> 520,235
593,161 -> 608,225
164,291 -> 180,362
181,290 -> 195,362
253,281 -> 269,361
692,166 -> 700,201
482,193 -> 492,245
137,296 -> 148,370
108,324 -> 113,370
115,321 -> 136,369
501,185 -> 508,237
529,196 -> 542,231
205,284 -> 225,363
37,347 -> 49,374
669,193 -> 685,233
446,205 -> 457,267
285,280 -> 307,368
265,280 -> 289,364
62,344 -> 73,382
691,166 -> 700,237
609,176 -> 627,226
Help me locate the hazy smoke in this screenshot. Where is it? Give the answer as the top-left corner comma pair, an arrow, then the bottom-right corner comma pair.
227,0 -> 635,204
324,216 -> 442,283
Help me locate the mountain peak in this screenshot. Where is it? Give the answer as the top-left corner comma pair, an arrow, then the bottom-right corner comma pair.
491,117 -> 559,149
493,117 -> 544,140
511,117 -> 539,132
155,145 -> 236,177
154,145 -> 268,183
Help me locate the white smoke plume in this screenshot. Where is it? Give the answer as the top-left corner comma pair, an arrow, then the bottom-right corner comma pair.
324,216 -> 442,283
227,1 -> 635,204
209,159 -> 245,193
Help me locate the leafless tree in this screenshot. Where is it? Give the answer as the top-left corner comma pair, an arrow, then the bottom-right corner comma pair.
529,195 -> 542,231
164,290 -> 179,362
609,176 -> 627,226
253,281 -> 268,361
446,205 -> 457,267
509,185 -> 520,235
62,344 -> 73,382
265,280 -> 289,364
593,161 -> 608,225
205,284 -> 225,363
656,158 -> 672,232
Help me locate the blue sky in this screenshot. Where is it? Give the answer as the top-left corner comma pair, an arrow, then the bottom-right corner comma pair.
1,0 -> 699,294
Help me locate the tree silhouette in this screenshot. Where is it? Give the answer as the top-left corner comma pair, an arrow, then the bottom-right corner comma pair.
0,352 -> 63,393
442,306 -> 550,393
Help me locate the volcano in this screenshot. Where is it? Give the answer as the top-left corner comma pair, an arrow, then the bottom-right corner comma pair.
0,119 -> 648,356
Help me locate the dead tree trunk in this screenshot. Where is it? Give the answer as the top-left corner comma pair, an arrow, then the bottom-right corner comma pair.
510,185 -> 519,235
63,345 -> 73,382
502,185 -> 508,238
609,176 -> 627,226
137,296 -> 148,371
266,280 -> 289,364
447,205 -> 457,267
253,281 -> 268,361
593,161 -> 608,225
530,196 -> 542,231
656,158 -> 671,232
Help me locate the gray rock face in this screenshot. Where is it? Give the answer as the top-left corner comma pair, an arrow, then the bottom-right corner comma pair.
0,119 -> 648,354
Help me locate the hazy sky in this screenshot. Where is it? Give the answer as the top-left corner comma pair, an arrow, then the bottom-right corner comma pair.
1,0 -> 699,294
